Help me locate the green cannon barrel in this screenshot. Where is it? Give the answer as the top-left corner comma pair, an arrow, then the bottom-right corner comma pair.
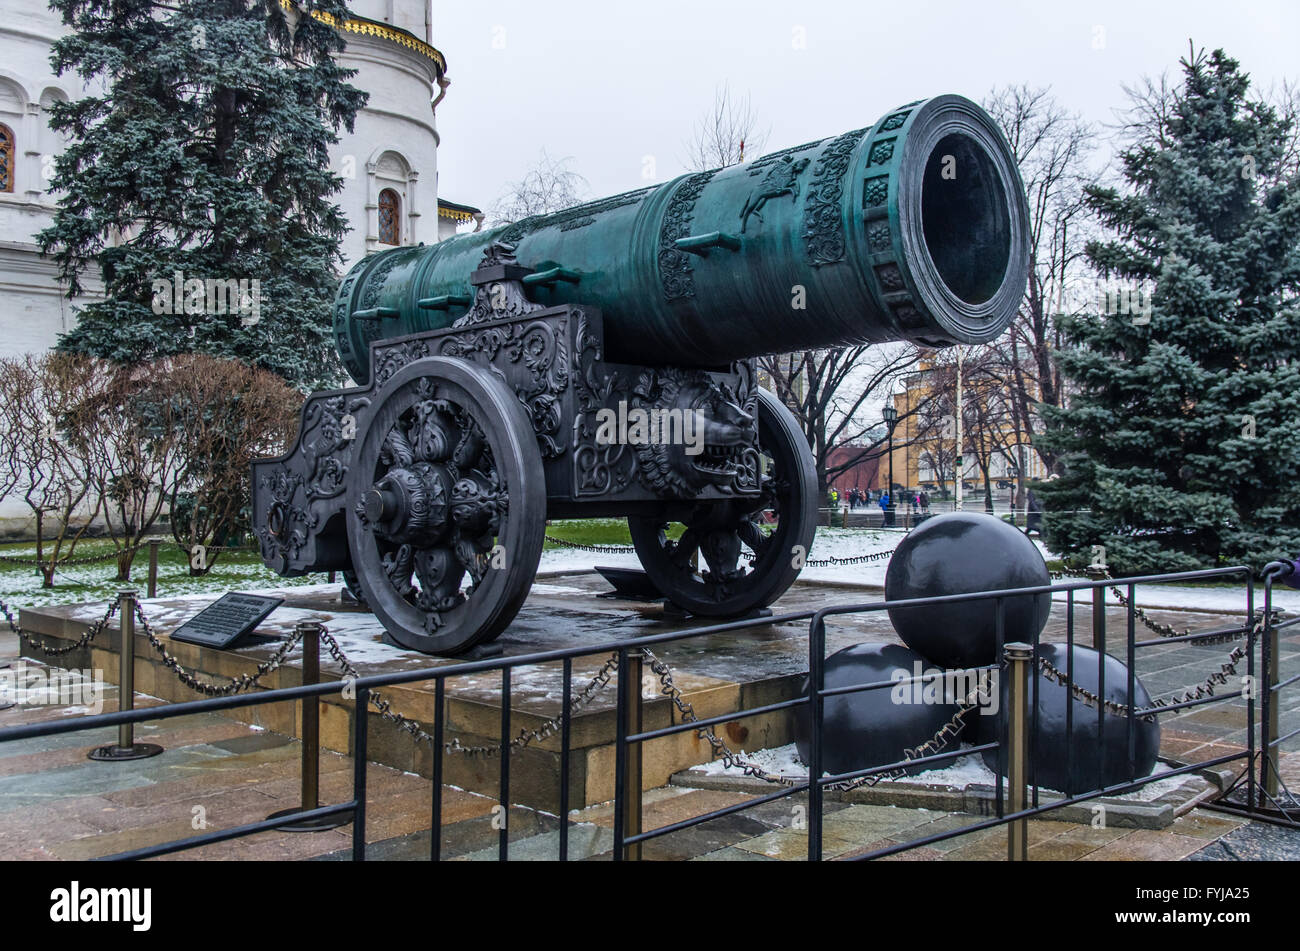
335,94 -> 1030,384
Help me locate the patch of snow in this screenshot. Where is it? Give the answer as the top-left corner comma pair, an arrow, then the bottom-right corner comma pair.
686,741 -> 1190,803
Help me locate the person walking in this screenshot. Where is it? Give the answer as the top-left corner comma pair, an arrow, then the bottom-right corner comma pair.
878,490 -> 890,528
1026,487 -> 1043,535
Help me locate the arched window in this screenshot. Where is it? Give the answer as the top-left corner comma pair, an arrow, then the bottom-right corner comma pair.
378,188 -> 400,245
0,124 -> 13,193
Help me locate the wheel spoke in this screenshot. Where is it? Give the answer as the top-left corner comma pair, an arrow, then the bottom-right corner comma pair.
381,544 -> 415,599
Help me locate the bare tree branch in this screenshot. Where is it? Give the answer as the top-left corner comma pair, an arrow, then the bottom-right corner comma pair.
684,83 -> 769,171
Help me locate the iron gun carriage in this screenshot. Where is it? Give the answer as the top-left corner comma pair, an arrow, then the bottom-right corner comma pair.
252,94 -> 1031,654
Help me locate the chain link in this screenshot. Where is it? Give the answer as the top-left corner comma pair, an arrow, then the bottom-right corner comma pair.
642,646 -> 995,790
172,543 -> 259,556
0,541 -> 146,568
1049,566 -> 1262,644
544,535 -> 636,554
316,628 -> 623,758
641,647 -> 801,786
5,550 -> 1281,791
0,596 -> 117,656
1037,608 -> 1276,719
132,601 -> 304,696
543,533 -> 898,569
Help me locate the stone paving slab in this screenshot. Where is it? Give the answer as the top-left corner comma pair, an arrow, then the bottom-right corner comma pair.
3,573 -> 1299,861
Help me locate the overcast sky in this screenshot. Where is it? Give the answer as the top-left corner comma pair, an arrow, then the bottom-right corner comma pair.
429,0 -> 1297,213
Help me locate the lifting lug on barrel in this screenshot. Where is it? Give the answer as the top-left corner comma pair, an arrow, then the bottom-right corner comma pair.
674,232 -> 742,257
417,295 -> 472,310
521,266 -> 583,287
352,306 -> 400,321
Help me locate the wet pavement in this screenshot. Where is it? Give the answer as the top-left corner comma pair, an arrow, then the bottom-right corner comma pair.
1,570 -> 1298,860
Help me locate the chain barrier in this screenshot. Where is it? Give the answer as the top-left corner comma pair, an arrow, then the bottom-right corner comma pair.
316,627 -> 623,758
1042,565 -> 1282,715
4,549 -> 1282,794
796,549 -> 896,568
1049,566 -> 1263,644
172,543 -> 259,556
131,601 -> 305,697
642,646 -> 994,789
641,647 -> 800,787
542,533 -> 898,569
0,541 -> 146,568
543,535 -> 637,554
0,596 -> 117,657
1037,608 -> 1277,720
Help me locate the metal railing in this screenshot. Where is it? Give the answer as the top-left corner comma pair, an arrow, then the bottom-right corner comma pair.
0,563 -> 1290,860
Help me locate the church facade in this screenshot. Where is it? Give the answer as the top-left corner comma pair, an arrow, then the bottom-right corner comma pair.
0,0 -> 480,359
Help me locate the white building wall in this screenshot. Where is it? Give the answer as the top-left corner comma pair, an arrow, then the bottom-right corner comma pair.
0,0 -> 444,360
0,0 -> 444,531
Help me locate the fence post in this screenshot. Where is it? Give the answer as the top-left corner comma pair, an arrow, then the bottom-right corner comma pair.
1005,641 -> 1032,862
88,590 -> 163,761
1266,616 -> 1280,799
147,539 -> 161,600
622,651 -> 644,861
1086,566 -> 1107,651
268,621 -> 353,832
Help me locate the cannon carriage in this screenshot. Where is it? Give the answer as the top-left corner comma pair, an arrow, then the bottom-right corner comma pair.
251,94 -> 1031,655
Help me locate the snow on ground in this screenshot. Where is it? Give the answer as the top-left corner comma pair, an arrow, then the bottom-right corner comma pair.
6,526 -> 1295,627
687,741 -> 1188,803
539,527 -> 1300,613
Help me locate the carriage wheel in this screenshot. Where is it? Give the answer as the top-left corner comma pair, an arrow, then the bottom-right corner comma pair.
628,389 -> 817,616
346,357 -> 545,655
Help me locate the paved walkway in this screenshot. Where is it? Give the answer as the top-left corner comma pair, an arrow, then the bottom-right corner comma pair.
2,657 -> 1296,861
2,577 -> 1298,861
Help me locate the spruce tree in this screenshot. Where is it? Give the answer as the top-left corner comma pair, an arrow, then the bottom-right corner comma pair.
1037,47 -> 1300,574
38,0 -> 366,389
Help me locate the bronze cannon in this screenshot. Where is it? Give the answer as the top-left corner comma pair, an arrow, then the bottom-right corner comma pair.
252,94 -> 1030,654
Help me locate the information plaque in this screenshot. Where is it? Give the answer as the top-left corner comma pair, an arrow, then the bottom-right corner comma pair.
169,592 -> 285,649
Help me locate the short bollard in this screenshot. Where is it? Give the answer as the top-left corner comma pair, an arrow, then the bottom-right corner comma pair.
1004,641 -> 1032,861
146,539 -> 161,599
89,590 -> 164,761
268,621 -> 354,832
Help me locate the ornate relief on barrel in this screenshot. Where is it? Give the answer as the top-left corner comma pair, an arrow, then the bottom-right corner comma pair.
853,105 -> 934,336
801,128 -> 867,267
657,170 -> 718,301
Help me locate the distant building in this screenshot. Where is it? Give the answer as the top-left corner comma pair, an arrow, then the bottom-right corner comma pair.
826,445 -> 881,498
0,0 -> 480,360
878,354 -> 1047,502
0,1 -> 481,533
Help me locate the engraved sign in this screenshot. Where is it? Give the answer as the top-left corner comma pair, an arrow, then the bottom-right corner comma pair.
170,592 -> 285,649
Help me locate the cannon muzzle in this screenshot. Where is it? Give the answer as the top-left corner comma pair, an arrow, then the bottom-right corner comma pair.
336,94 -> 1029,383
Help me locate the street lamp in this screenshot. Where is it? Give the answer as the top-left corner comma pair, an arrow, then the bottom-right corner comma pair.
882,404 -> 898,528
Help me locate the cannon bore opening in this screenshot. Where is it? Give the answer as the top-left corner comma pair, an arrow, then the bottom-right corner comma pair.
921,133 -> 1012,306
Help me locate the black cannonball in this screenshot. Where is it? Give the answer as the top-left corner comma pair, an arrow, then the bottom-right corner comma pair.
794,643 -> 959,778
972,643 -> 1161,795
884,512 -> 1050,669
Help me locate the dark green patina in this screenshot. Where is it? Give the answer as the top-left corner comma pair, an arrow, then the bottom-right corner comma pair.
334,94 -> 1030,385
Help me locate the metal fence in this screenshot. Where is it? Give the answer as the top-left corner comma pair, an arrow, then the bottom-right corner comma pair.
0,563 -> 1292,860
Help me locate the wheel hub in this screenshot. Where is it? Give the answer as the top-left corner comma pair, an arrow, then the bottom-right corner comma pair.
365,461 -> 452,546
